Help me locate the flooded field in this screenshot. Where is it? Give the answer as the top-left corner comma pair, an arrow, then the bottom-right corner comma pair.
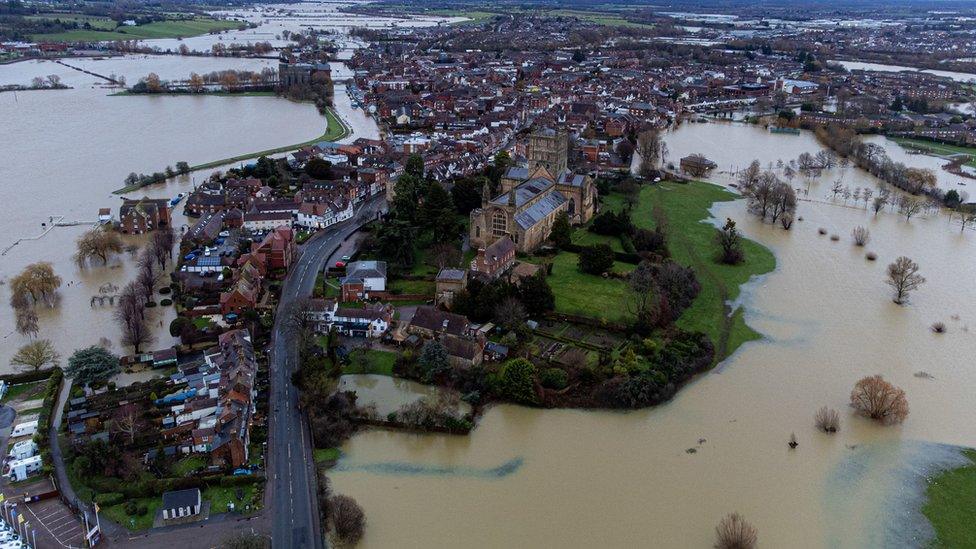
330,121 -> 976,548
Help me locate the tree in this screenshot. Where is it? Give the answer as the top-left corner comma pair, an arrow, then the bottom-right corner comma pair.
715,512 -> 758,549
636,129 -> 662,178
850,375 -> 909,425
220,71 -> 240,92
627,261 -> 658,334
518,273 -> 555,316
418,341 -> 450,382
871,195 -> 887,216
188,72 -> 205,92
419,183 -> 459,241
450,176 -> 486,214
851,226 -> 869,246
426,242 -> 461,270
10,339 -> 60,372
814,406 -> 839,433
66,346 -> 120,386
305,157 -> 333,180
498,358 -> 537,404
115,282 -> 153,353
151,227 -> 176,270
550,212 -> 573,249
737,160 -> 762,188
899,196 -> 923,221
494,297 -> 527,333
75,228 -> 124,266
886,256 -> 925,304
326,495 -> 365,546
284,298 -> 317,353
144,72 -> 163,93
944,189 -> 962,208
376,219 -> 416,267
136,250 -> 161,304
717,218 -> 744,265
15,308 -> 38,339
9,262 -> 62,308
405,154 -> 425,179
578,244 -> 615,275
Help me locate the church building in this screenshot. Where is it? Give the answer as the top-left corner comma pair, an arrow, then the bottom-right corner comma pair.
469,127 -> 597,253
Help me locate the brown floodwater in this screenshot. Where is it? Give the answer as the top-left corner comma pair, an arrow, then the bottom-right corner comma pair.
330,122 -> 976,548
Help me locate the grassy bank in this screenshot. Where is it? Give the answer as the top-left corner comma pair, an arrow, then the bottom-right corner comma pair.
923,448 -> 976,548
891,137 -> 976,166
111,90 -> 276,98
113,106 -> 349,194
31,17 -> 243,42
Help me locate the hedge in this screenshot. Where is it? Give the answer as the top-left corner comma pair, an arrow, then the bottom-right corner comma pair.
94,492 -> 124,506
0,368 -> 56,385
558,242 -> 641,265
34,367 -> 63,474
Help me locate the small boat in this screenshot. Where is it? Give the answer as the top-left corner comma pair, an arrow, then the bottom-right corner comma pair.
769,126 -> 801,135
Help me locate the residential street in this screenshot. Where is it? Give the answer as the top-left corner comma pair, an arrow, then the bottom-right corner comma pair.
267,196 -> 384,548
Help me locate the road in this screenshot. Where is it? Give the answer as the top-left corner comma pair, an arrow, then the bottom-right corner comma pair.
268,196 -> 384,549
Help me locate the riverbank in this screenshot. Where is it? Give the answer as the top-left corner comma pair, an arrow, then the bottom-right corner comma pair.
30,17 -> 245,43
112,106 -> 349,193
922,447 -> 976,547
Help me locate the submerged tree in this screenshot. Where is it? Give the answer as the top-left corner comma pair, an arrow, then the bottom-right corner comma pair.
850,375 -> 909,425
326,494 -> 366,547
886,256 -> 925,304
9,262 -> 62,309
75,228 -> 124,267
814,406 -> 840,433
714,512 -> 758,549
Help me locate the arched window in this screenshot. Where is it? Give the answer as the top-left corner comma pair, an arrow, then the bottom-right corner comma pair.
568,198 -> 576,215
492,210 -> 507,236
475,225 -> 481,238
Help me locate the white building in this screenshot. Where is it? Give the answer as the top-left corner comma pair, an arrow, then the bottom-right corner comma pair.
243,211 -> 294,232
161,488 -> 202,520
296,200 -> 353,229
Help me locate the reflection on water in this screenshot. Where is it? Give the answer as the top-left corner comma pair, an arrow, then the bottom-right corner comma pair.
330,121 -> 976,548
334,456 -> 523,479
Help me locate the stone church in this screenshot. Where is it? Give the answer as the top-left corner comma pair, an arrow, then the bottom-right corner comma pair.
469,127 -> 597,253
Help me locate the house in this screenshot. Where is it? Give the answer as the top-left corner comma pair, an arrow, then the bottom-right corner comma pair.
408,306 -> 471,339
471,236 -> 515,279
296,200 -> 353,229
239,226 -> 296,273
119,198 -> 171,234
435,268 -> 467,306
440,334 -> 485,368
341,261 -> 387,301
243,210 -> 294,232
333,303 -> 394,338
97,208 -> 113,224
161,488 -> 201,520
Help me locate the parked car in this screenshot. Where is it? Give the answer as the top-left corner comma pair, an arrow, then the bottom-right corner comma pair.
335,261 -> 346,268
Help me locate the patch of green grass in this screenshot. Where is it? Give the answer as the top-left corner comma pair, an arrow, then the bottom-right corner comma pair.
544,252 -> 632,323
892,137 -> 976,167
389,278 -> 435,295
102,498 -> 159,531
203,483 -> 258,515
631,182 -> 775,360
192,316 -> 215,330
572,228 -> 624,252
33,17 -> 242,42
342,349 -> 397,376
1,380 -> 46,403
314,447 -> 341,463
923,448 -> 976,548
171,456 -> 206,477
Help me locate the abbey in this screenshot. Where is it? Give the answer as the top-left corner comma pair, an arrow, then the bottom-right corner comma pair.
469,128 -> 597,253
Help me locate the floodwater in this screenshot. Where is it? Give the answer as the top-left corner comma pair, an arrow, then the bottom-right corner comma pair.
330,122 -> 976,548
0,1 -> 427,372
833,60 -> 976,84
338,374 -> 471,417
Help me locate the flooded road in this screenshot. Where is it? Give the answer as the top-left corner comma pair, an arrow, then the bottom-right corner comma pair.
330,122 -> 976,548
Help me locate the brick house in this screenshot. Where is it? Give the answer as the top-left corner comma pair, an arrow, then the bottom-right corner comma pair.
119,197 -> 171,234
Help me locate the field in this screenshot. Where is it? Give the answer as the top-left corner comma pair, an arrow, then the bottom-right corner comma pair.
892,137 -> 976,167
628,182 -> 776,360
31,17 -> 243,42
923,449 -> 976,547
341,349 -> 397,376
544,252 -> 633,323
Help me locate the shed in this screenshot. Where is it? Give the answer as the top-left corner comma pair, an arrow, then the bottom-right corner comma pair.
161,488 -> 201,520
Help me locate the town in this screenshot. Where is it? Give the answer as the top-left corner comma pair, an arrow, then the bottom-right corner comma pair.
4,1 -> 976,548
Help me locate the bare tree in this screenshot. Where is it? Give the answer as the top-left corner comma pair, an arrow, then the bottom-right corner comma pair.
737,160 -> 762,188
115,282 -> 153,353
886,256 -> 925,304
9,262 -> 62,308
627,261 -> 658,332
151,227 -> 176,270
871,195 -> 887,216
715,512 -> 758,549
136,250 -> 161,304
851,226 -> 870,246
850,375 -> 909,425
426,242 -> 461,270
113,408 -> 142,445
326,495 -> 366,546
10,339 -> 60,371
494,297 -> 527,333
15,308 -> 39,339
636,129 -> 662,178
899,196 -> 923,221
285,298 -> 318,352
75,228 -> 124,266
814,406 -> 840,433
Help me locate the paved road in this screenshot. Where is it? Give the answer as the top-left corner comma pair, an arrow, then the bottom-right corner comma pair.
268,197 -> 384,549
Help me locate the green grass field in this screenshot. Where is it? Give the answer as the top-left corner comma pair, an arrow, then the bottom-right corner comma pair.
171,455 -> 206,477
923,449 -> 976,548
572,227 -> 624,252
389,278 -> 435,295
314,447 -> 340,463
1,380 -> 47,403
892,137 -> 976,167
630,182 -> 776,360
546,252 -> 633,323
32,17 -> 242,42
342,349 -> 397,376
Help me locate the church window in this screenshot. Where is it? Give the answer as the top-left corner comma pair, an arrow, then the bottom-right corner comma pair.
492,211 -> 507,236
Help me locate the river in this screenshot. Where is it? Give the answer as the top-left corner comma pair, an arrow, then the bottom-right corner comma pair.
833,60 -> 976,84
0,1 -> 455,372
330,121 -> 976,548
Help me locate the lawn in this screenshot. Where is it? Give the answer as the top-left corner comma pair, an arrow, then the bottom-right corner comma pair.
342,349 -> 397,376
203,483 -> 258,514
630,182 -> 776,361
572,227 -> 624,252
389,278 -> 435,295
171,456 -> 206,477
102,497 -> 160,531
923,448 -> 976,548
544,252 -> 632,323
314,447 -> 340,463
1,380 -> 47,403
33,17 -> 243,42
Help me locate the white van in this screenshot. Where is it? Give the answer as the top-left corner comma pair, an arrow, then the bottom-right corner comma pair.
9,421 -> 38,438
8,440 -> 36,461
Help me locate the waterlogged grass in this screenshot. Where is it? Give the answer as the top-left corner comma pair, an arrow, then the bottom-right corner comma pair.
892,137 -> 976,167
630,182 -> 775,361
33,17 -> 242,42
923,448 -> 976,548
333,456 -> 524,479
341,349 -> 397,376
314,447 -> 341,463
